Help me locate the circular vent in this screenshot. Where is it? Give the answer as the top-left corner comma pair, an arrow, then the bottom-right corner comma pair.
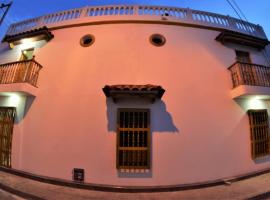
80,34 -> 95,47
150,34 -> 166,47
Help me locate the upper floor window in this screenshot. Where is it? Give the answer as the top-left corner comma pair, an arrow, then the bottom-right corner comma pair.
117,108 -> 150,169
20,48 -> 34,61
247,109 -> 270,159
235,50 -> 251,63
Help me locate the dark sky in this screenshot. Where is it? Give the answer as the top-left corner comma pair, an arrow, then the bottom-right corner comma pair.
0,0 -> 269,39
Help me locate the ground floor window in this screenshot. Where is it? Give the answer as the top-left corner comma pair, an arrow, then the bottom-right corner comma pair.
0,107 -> 16,168
117,108 -> 150,169
248,109 -> 270,159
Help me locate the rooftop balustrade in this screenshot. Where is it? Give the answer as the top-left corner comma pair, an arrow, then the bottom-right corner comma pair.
5,5 -> 267,39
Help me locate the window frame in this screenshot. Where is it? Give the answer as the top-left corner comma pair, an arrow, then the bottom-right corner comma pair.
235,50 -> 252,63
247,109 -> 270,159
20,48 -> 34,61
116,108 -> 150,170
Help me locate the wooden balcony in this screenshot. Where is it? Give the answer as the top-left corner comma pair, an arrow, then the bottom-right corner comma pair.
0,59 -> 42,86
228,62 -> 270,99
0,59 -> 42,96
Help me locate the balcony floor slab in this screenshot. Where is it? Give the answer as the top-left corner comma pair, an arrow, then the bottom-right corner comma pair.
0,83 -> 38,97
231,85 -> 270,99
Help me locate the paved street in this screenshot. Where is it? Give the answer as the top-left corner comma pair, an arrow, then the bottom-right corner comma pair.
1,170 -> 270,200
0,189 -> 24,200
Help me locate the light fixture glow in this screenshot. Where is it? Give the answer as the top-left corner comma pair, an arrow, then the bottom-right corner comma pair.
21,38 -> 33,44
8,94 -> 21,107
19,38 -> 35,50
247,98 -> 266,110
9,43 -> 14,49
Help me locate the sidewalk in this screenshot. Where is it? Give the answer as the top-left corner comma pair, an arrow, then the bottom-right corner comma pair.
0,170 -> 270,200
0,189 -> 24,200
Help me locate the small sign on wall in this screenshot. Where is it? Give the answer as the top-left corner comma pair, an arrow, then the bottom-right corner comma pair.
73,168 -> 84,182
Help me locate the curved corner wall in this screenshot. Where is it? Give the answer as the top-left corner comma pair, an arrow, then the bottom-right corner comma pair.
2,18 -> 270,187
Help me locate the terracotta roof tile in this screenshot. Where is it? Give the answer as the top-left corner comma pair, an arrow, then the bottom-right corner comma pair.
103,84 -> 165,100
2,26 -> 54,43
216,30 -> 269,49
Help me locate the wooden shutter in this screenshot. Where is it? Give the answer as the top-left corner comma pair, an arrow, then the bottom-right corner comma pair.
248,109 -> 270,159
0,107 -> 16,167
117,108 -> 150,169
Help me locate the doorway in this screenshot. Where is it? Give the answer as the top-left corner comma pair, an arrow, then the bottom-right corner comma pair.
0,107 -> 16,168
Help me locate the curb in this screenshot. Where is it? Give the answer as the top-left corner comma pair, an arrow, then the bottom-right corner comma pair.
1,167 -> 270,193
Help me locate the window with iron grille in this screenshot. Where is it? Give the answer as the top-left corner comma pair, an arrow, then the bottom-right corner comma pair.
117,108 -> 150,169
248,109 -> 270,159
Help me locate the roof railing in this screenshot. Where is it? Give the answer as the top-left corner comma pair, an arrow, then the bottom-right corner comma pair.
5,5 -> 267,39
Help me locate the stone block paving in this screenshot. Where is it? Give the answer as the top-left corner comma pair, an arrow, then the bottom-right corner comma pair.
1,171 -> 270,200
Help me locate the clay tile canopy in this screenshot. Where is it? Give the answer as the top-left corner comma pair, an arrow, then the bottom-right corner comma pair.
2,26 -> 54,44
103,84 -> 165,102
216,30 -> 269,49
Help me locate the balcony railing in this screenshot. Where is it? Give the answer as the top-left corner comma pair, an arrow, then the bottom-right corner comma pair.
5,5 -> 267,39
0,59 -> 42,87
228,61 -> 270,88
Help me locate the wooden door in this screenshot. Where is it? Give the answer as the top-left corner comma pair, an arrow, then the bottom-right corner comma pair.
0,107 -> 16,168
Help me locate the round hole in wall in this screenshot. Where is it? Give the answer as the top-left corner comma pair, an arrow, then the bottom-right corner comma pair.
80,34 -> 95,47
150,34 -> 166,47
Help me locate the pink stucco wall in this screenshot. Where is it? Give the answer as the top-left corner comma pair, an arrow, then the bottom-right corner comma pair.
1,22 -> 270,186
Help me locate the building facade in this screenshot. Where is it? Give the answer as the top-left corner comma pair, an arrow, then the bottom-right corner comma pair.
0,5 -> 270,187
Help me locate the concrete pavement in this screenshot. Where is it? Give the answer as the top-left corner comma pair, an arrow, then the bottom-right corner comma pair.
0,189 -> 24,200
1,170 -> 270,200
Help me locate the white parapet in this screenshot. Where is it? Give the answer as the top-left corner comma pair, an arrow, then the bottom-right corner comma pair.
5,5 -> 267,40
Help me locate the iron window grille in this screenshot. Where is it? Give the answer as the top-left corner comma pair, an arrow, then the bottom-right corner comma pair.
0,107 -> 16,168
248,109 -> 270,159
117,108 -> 150,169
